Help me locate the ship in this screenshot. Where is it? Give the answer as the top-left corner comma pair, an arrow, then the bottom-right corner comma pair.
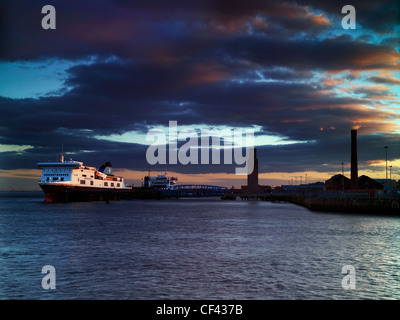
143,173 -> 178,188
37,153 -> 131,203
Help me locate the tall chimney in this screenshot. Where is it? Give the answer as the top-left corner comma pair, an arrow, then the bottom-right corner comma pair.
247,148 -> 259,192
351,130 -> 358,190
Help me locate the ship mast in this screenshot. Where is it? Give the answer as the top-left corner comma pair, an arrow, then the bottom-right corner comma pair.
60,143 -> 64,163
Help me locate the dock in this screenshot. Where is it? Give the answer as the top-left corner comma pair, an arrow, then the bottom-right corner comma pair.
287,195 -> 400,215
239,193 -> 400,215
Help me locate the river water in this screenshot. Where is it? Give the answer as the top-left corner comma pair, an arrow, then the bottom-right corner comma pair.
0,192 -> 399,299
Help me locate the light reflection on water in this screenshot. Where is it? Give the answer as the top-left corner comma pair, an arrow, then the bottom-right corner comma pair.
0,192 -> 399,299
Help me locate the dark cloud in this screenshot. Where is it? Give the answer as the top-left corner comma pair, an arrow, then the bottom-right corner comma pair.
368,76 -> 400,85
1,58 -> 392,141
221,34 -> 399,72
1,0 -> 399,61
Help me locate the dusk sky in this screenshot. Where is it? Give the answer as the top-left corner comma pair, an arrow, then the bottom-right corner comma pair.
0,0 -> 399,190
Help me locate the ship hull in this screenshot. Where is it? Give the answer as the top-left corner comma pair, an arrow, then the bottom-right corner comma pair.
39,184 -> 132,203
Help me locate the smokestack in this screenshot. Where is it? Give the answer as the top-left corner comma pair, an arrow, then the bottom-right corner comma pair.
247,148 -> 259,192
351,130 -> 358,190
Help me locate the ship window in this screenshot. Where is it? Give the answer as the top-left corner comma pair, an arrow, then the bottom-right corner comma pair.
80,180 -> 86,184
117,183 -> 120,187
111,183 -> 114,187
82,174 -> 86,177
61,177 -> 64,181
90,181 -> 93,185
104,182 -> 108,186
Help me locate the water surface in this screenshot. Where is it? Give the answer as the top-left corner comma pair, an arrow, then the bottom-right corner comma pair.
0,192 -> 399,299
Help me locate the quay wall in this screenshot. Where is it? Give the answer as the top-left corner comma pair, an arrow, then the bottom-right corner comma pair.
287,196 -> 400,215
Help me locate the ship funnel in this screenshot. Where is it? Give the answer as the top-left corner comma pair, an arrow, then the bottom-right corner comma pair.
99,161 -> 113,175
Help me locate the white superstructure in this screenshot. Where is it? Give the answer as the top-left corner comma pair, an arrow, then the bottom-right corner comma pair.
37,156 -> 130,190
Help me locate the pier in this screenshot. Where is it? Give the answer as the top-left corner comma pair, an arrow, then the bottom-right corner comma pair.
287,195 -> 400,215
237,189 -> 400,215
248,193 -> 400,215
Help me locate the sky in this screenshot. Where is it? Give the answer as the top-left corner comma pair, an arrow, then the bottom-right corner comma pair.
0,0 -> 399,190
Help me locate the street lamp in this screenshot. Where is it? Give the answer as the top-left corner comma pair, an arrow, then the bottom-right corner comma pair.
389,165 -> 392,187
384,146 -> 388,180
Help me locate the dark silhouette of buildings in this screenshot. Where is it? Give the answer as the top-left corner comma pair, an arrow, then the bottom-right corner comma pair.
358,175 -> 383,190
325,174 -> 351,190
326,174 -> 382,191
280,182 -> 325,194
